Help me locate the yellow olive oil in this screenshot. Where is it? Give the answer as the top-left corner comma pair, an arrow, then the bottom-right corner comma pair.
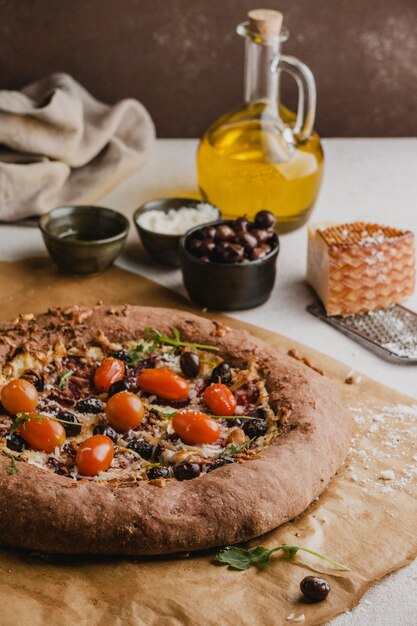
197,103 -> 324,233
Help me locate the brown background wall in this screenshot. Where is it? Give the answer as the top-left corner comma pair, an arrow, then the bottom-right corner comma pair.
1,0 -> 416,137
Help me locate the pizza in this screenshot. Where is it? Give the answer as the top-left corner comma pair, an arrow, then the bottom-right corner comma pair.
0,305 -> 353,555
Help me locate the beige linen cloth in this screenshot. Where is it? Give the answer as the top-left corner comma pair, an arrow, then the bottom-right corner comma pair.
0,73 -> 155,220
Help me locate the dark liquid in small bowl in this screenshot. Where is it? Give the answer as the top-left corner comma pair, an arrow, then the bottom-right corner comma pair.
50,209 -> 127,243
58,229 -> 114,242
40,205 -> 129,275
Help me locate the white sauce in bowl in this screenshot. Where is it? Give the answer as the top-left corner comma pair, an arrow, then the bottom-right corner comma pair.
138,203 -> 218,235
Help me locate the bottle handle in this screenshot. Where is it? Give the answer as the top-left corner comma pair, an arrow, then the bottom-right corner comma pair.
274,55 -> 317,141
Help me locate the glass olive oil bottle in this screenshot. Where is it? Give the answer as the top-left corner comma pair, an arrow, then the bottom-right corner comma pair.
197,9 -> 324,234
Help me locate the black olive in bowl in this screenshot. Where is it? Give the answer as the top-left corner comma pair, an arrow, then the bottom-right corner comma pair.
179,219 -> 279,311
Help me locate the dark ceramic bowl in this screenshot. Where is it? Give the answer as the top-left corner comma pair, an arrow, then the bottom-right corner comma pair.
179,220 -> 279,311
133,198 -> 221,267
39,205 -> 129,275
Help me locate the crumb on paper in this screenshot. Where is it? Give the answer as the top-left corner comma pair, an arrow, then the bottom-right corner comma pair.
373,414 -> 386,422
287,349 -> 324,376
379,469 -> 395,481
345,374 -> 362,384
349,468 -> 359,482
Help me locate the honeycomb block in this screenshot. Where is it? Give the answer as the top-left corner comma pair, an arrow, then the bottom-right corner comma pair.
307,222 -> 416,316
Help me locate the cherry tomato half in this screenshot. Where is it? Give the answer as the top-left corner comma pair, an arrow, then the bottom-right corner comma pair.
18,413 -> 65,452
172,410 -> 221,445
76,434 -> 114,476
1,379 -> 38,415
138,367 -> 189,401
105,391 -> 144,431
203,383 -> 237,416
94,358 -> 125,392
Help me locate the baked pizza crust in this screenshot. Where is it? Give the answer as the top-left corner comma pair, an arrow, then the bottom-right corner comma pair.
0,305 -> 353,555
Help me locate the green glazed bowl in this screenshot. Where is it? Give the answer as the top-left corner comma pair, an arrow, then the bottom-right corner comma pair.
39,205 -> 129,275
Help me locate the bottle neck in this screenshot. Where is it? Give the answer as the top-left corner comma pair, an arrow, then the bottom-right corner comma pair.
244,38 -> 280,105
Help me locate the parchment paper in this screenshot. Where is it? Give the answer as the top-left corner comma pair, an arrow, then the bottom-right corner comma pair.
0,258 -> 416,626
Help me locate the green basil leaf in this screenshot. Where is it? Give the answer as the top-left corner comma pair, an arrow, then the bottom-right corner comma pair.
247,546 -> 274,568
213,547 -> 254,570
213,543 -> 350,572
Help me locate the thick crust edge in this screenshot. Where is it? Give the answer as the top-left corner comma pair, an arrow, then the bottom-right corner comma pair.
0,305 -> 353,555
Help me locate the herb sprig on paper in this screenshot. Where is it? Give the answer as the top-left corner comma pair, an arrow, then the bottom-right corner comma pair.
214,544 -> 349,571
144,327 -> 219,353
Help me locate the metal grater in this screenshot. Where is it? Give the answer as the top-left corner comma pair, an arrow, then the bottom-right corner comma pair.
307,301 -> 417,364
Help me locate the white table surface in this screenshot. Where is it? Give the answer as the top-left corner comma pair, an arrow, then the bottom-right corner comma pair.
2,138 -> 417,625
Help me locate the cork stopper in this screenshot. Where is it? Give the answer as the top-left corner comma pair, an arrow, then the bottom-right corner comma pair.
248,8 -> 283,41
